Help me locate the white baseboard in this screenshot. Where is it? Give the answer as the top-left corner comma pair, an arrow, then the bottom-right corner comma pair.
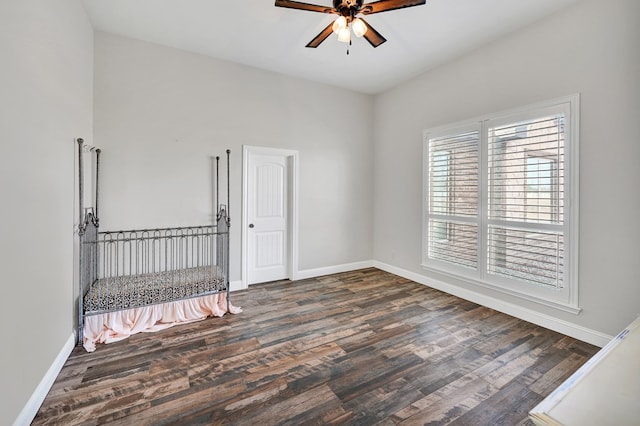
295,260 -> 374,281
13,332 -> 76,426
238,260 -> 374,289
372,261 -> 612,348
229,279 -> 245,292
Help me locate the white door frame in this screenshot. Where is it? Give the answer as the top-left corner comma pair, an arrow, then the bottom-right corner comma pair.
242,145 -> 299,288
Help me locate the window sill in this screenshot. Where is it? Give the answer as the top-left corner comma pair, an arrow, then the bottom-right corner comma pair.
420,263 -> 582,315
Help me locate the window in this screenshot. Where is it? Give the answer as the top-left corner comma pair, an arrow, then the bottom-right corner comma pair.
423,95 -> 579,312
426,128 -> 479,269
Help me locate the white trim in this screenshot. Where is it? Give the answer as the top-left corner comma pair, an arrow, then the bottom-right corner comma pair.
424,121 -> 481,142
420,263 -> 581,315
13,332 -> 75,426
296,260 -> 374,280
567,93 -> 581,310
373,261 -> 612,348
229,279 -> 246,292
241,145 -> 299,287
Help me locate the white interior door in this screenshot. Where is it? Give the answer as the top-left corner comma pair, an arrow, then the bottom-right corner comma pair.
247,153 -> 288,285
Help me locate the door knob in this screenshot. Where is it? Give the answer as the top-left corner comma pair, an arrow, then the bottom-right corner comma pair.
249,223 -> 254,228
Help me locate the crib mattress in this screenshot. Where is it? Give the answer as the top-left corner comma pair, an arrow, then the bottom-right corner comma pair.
83,265 -> 226,314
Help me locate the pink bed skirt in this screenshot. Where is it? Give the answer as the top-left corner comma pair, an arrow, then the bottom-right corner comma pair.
83,292 -> 241,352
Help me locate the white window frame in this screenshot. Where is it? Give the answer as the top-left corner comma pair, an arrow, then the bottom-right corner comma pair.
422,94 -> 580,314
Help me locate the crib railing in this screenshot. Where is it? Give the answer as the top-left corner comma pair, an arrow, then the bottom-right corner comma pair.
97,225 -> 217,279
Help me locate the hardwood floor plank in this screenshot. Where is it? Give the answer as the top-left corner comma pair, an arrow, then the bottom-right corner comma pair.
528,352 -> 588,395
33,268 -> 599,425
394,374 -> 497,424
331,351 -> 425,403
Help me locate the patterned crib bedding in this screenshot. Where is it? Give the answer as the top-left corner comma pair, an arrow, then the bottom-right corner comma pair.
83,265 -> 226,314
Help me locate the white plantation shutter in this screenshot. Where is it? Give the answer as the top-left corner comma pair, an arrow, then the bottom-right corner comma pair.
423,95 -> 578,309
426,129 -> 479,269
487,114 -> 565,288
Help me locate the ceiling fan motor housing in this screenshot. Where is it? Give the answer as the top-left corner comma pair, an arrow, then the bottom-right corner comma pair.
334,0 -> 364,16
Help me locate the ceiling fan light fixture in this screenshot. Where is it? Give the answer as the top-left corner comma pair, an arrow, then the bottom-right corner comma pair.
332,16 -> 347,34
275,0 -> 426,49
337,26 -> 351,43
352,18 -> 367,37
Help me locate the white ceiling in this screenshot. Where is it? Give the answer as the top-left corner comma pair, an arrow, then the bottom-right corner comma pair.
82,0 -> 581,94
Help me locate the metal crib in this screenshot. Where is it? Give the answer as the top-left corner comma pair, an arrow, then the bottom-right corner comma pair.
76,139 -> 232,346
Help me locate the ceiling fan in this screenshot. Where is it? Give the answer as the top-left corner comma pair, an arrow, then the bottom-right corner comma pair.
275,0 -> 426,49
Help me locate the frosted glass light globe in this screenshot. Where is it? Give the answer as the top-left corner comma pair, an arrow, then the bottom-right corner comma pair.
352,18 -> 367,37
332,16 -> 347,34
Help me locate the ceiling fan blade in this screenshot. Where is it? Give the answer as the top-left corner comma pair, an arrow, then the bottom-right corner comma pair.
275,0 -> 335,14
360,0 -> 426,15
305,22 -> 335,48
360,18 -> 387,47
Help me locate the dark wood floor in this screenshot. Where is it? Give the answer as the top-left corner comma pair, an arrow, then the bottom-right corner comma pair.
34,268 -> 598,425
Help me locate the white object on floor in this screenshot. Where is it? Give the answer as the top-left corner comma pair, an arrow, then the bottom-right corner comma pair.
529,315 -> 640,425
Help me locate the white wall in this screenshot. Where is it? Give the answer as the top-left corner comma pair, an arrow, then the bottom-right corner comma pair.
373,0 -> 640,339
0,1 -> 93,424
93,32 -> 374,281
